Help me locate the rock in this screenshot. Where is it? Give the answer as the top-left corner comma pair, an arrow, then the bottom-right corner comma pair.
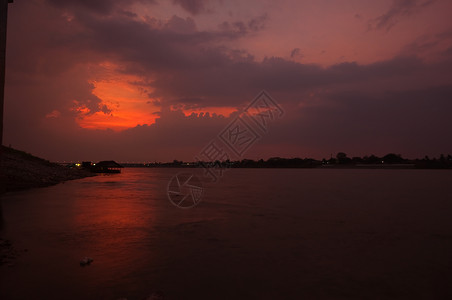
145,291 -> 165,300
79,257 -> 94,266
0,239 -> 11,247
0,238 -> 18,266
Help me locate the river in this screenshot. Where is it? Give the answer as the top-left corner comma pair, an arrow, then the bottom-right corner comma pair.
1,168 -> 452,299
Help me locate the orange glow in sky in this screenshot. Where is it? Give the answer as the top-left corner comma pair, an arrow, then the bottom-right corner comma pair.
74,63 -> 238,131
75,63 -> 159,131
181,106 -> 237,118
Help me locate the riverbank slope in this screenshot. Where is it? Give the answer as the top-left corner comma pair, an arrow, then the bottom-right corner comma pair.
0,146 -> 93,193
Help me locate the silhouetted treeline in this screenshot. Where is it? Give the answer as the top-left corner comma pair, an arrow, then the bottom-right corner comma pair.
121,153 -> 452,169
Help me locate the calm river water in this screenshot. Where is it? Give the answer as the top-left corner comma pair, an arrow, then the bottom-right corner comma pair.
1,168 -> 452,299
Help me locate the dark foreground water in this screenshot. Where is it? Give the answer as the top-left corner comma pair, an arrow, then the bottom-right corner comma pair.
1,168 -> 452,299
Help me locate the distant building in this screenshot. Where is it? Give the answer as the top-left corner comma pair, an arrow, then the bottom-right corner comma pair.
91,161 -> 123,173
82,161 -> 92,168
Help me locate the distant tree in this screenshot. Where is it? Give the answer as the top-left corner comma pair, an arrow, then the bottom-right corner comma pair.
289,158 -> 303,167
382,153 -> 404,164
364,155 -> 380,164
336,152 -> 352,164
267,157 -> 282,167
336,152 -> 347,160
240,159 -> 256,167
327,157 -> 337,164
352,156 -> 363,164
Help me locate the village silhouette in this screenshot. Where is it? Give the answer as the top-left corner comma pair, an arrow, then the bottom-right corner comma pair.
119,152 -> 452,169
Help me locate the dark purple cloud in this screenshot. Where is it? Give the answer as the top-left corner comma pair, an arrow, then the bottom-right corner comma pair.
369,0 -> 436,31
172,0 -> 208,15
46,0 -> 154,15
290,48 -> 302,59
11,82 -> 452,162
3,0 -> 452,161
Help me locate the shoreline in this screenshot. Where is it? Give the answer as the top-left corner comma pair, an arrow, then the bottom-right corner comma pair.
0,146 -> 95,266
120,164 -> 450,169
0,146 -> 95,194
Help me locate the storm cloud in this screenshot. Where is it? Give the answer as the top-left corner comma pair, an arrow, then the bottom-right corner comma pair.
3,0 -> 452,161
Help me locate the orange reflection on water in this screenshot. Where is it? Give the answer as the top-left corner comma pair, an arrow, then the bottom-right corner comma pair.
71,175 -> 156,278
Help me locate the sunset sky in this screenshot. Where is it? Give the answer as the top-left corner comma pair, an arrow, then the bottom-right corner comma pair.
3,0 -> 452,162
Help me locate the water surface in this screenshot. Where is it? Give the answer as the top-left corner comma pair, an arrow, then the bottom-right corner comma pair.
1,168 -> 452,299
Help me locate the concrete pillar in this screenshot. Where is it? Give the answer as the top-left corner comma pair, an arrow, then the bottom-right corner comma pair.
0,0 -> 12,197
0,0 -> 12,147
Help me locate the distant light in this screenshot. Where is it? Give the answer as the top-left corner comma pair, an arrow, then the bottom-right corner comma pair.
75,163 -> 81,167
93,163 -> 96,166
